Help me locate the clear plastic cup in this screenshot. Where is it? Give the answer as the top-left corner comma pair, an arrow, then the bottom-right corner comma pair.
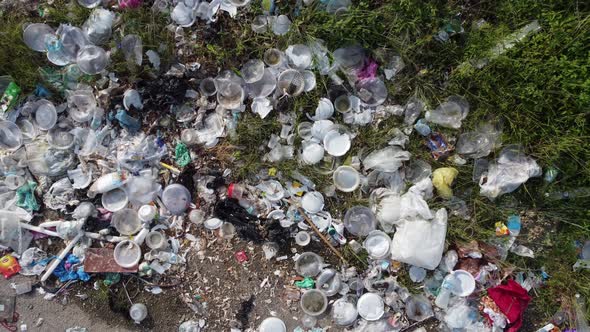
363,230 -> 391,259
138,204 -> 157,222
300,289 -> 328,316
241,59 -> 265,83
277,69 -> 305,96
23,23 -> 55,52
247,68 -> 276,98
59,25 -> 88,62
101,188 -> 128,212
333,166 -> 360,192
129,303 -> 148,324
302,70 -> 316,92
301,141 -> 325,165
34,99 -> 57,130
332,295 -> 358,326
145,231 -> 167,250
199,77 -> 217,96
297,122 -> 313,141
286,44 -> 312,70
44,34 -> 70,66
301,191 -> 324,214
263,48 -> 284,67
114,240 -> 141,268
295,252 -> 323,277
216,82 -> 244,110
76,45 -> 108,74
0,120 -> 23,150
272,15 -> 291,36
161,184 -> 191,215
82,8 -> 115,45
111,208 -> 142,235
356,78 -> 388,106
323,128 -> 351,157
334,95 -> 352,113
259,317 -> 286,332
251,15 -> 269,33
295,231 -> 311,246
343,206 -> 376,237
357,293 -> 384,321
78,0 -> 102,8
171,2 -> 196,27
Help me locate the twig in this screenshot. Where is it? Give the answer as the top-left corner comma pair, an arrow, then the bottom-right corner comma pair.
297,207 -> 348,264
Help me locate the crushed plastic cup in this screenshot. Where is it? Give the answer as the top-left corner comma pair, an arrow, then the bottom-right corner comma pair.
129,303 -> 148,324
76,45 -> 108,74
425,95 -> 470,129
171,2 -> 196,27
251,15 -> 269,33
220,222 -> 236,239
272,15 -> 291,36
295,252 -> 323,277
405,294 -> 434,321
112,208 -> 142,235
199,77 -> 217,96
138,204 -> 157,222
44,34 -> 70,66
356,78 -> 388,106
323,128 -> 351,157
409,266 -> 427,283
247,68 -> 276,98
78,0 -> 102,8
23,23 -> 55,52
332,296 -> 358,326
302,70 -> 316,92
123,89 -> 143,111
300,289 -> 328,316
286,44 -> 312,70
301,141 -> 325,165
114,240 -> 141,268
34,99 -> 58,130
264,48 -> 284,67
311,120 -> 334,141
101,188 -> 128,212
343,206 -> 376,237
311,98 -> 334,120
450,269 -> 476,296
188,209 -> 205,225
363,230 -> 391,259
145,231 -> 167,250
0,120 -> 23,150
334,95 -> 352,113
277,69 -> 305,96
59,25 -> 88,62
82,8 -> 115,45
121,34 -> 143,66
240,59 -> 265,83
297,122 -> 313,141
357,293 -> 384,321
316,268 -> 342,296
333,166 -> 360,192
204,218 -> 223,230
301,191 -> 324,214
259,317 -> 286,332
161,184 -> 191,215
295,231 -> 311,246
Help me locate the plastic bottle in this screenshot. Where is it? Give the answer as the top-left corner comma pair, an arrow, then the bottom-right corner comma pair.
435,274 -> 456,309
545,188 -> 590,201
574,294 -> 589,332
87,171 -> 129,198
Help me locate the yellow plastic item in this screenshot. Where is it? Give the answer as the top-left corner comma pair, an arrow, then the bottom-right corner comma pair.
432,167 -> 459,199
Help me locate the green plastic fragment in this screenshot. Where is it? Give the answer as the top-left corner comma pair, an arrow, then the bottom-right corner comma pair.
103,273 -> 121,286
16,181 -> 39,211
175,142 -> 191,167
0,78 -> 21,113
295,277 -> 315,289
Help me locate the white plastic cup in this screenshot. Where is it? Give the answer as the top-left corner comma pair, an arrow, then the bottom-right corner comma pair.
333,166 -> 360,192
101,188 -> 128,212
129,303 -> 147,324
259,317 -> 286,332
161,184 -> 191,215
34,99 -> 58,130
301,191 -> 324,214
295,231 -> 311,246
138,205 -> 157,222
111,208 -> 142,235
114,240 -> 141,268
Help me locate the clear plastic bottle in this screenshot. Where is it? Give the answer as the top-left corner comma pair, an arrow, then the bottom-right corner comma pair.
545,188 -> 590,201
574,294 -> 589,332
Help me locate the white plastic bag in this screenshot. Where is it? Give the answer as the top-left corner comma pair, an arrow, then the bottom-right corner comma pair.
390,208 -> 447,270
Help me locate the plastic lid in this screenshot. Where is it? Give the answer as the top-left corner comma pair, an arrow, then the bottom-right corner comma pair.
101,188 -> 128,212
138,205 -> 157,222
450,269 -> 476,296
259,317 -> 286,332
295,231 -> 311,246
343,206 -> 376,237
162,184 -> 191,215
204,218 -> 223,230
111,208 -> 142,235
323,130 -> 351,157
113,240 -> 141,268
301,191 -> 324,214
333,166 -> 360,192
357,293 -> 384,321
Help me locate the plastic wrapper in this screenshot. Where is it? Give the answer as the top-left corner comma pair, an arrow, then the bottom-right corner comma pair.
432,167 -> 458,199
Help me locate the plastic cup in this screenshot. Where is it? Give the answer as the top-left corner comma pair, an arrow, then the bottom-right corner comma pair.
311,120 -> 334,141
114,240 -> 141,268
216,82 -> 244,110
199,77 -> 217,96
333,166 -> 360,192
356,78 -> 388,106
277,69 -> 305,96
286,44 -> 312,70
76,45 -> 108,74
0,121 -> 23,150
343,206 -> 376,237
302,70 -> 316,92
334,95 -> 352,113
241,59 -> 265,83
251,15 -> 269,33
263,48 -> 284,67
259,317 -> 286,332
300,289 -> 328,317
271,14 -> 291,36
301,141 -> 325,165
312,98 -> 334,120
17,119 -> 38,141
297,122 -> 313,141
332,296 -> 358,326
161,184 -> 191,215
301,191 -> 324,214
60,25 -> 88,62
204,218 -> 223,230
145,231 -> 167,250
112,208 -> 142,235
363,230 -> 391,259
23,23 -> 55,52
34,100 -> 58,130
295,252 -> 323,277
357,293 -> 384,321
78,0 -> 102,8
295,231 -> 311,246
323,129 -> 351,157
101,188 -> 128,212
247,68 -> 276,98
138,205 -> 157,222
129,303 -> 148,324
316,268 -> 342,296
188,209 -> 205,225
450,269 -> 476,296
220,222 -> 236,239
4,174 -> 25,190
171,2 -> 196,27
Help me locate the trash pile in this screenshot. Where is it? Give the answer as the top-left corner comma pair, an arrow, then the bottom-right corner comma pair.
0,1 -> 586,332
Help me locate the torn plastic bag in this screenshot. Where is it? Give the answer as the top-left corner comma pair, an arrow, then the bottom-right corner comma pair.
363,146 -> 411,172
67,165 -> 93,189
390,208 -> 447,270
25,140 -> 76,177
43,178 -> 79,211
456,121 -> 502,159
365,170 -> 405,194
425,95 -> 469,129
19,247 -> 48,276
0,210 -> 33,254
479,145 -> 541,199
117,135 -> 167,172
121,35 -> 143,66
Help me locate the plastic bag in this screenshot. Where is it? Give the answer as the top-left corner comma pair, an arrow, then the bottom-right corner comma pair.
363,146 -> 411,172
0,210 -> 33,254
479,145 -> 541,199
432,167 -> 458,199
390,208 -> 447,270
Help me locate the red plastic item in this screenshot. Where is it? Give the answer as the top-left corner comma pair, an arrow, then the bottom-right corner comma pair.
487,280 -> 531,332
234,250 -> 248,263
0,255 -> 20,279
